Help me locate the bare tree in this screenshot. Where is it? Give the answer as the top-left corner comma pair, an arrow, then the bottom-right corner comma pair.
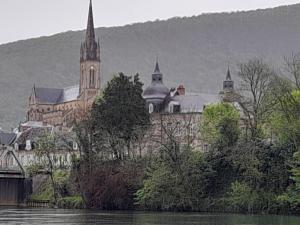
34,133 -> 59,204
284,52 -> 300,89
237,58 -> 276,140
149,113 -> 200,167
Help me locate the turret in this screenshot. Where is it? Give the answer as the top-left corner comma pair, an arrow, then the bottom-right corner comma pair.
223,66 -> 234,92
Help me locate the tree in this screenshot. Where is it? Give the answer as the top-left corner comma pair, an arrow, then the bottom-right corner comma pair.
237,58 -> 276,140
277,151 -> 300,213
34,133 -> 59,204
270,79 -> 300,149
201,103 -> 240,145
201,103 -> 240,197
91,73 -> 150,159
284,52 -> 300,89
135,151 -> 213,211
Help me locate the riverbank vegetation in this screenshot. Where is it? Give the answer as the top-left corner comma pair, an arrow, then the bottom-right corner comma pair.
29,56 -> 300,214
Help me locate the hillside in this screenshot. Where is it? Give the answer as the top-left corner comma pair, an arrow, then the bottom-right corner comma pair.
1,4 -> 300,129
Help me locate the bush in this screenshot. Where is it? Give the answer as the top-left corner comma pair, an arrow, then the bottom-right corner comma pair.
226,181 -> 259,213
77,160 -> 144,210
57,196 -> 84,209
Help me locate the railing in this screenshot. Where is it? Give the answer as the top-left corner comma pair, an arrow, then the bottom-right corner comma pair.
27,200 -> 50,208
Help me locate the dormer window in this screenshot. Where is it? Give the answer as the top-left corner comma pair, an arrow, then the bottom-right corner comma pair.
169,102 -> 180,113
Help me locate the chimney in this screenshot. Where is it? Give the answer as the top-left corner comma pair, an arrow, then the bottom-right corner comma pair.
177,85 -> 185,95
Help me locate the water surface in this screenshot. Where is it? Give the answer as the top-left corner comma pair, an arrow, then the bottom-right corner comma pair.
0,208 -> 299,225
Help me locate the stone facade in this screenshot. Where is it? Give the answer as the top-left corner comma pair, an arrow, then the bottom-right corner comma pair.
27,1 -> 100,129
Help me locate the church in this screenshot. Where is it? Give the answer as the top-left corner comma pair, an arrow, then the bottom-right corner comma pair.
27,0 -> 101,128
25,0 -> 235,131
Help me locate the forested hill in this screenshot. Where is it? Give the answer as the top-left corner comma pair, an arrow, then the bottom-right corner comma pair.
1,4 -> 300,129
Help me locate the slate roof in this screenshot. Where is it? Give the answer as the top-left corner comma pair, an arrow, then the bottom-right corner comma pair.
0,132 -> 17,146
34,85 -> 79,104
15,127 -> 52,145
168,92 -> 220,113
143,83 -> 170,100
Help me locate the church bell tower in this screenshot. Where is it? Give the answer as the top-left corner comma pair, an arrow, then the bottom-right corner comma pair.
79,0 -> 101,109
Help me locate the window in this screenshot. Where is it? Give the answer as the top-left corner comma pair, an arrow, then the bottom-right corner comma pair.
174,105 -> 180,113
169,104 -> 173,113
73,142 -> 78,150
149,103 -> 154,114
26,140 -> 31,151
89,67 -> 95,88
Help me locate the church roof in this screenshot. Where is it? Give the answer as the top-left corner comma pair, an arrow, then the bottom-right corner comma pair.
143,60 -> 169,100
143,83 -> 170,100
34,85 -> 79,104
34,87 -> 63,104
59,85 -> 79,103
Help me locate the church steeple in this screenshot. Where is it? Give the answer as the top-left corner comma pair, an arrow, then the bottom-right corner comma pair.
80,0 -> 100,62
152,59 -> 163,84
86,0 -> 95,49
226,66 -> 232,80
79,0 -> 101,109
223,66 -> 234,92
154,58 -> 160,74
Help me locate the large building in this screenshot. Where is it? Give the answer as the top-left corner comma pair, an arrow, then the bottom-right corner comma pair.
140,61 -> 235,152
25,0 -> 235,140
142,60 -> 234,115
27,0 -> 101,128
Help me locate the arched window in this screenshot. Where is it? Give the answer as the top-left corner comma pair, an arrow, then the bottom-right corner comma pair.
89,67 -> 95,88
149,103 -> 154,114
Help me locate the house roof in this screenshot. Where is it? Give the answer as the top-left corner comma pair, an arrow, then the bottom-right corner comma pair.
15,127 -> 52,145
0,132 -> 17,146
169,92 -> 220,113
34,85 -> 79,104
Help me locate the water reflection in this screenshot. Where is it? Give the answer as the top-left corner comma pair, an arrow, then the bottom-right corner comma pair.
0,208 -> 299,225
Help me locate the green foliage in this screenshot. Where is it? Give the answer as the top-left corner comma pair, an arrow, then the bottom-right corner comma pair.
136,151 -> 213,211
277,151 -> 300,212
201,103 -> 239,144
30,180 -> 53,201
57,196 -> 84,209
30,169 -> 77,207
91,73 -> 150,159
26,163 -> 45,177
270,90 -> 300,147
226,181 -> 259,213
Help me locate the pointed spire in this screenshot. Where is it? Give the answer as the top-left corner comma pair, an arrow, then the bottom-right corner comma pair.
85,0 -> 95,48
154,57 -> 161,73
226,66 -> 232,80
81,0 -> 100,62
33,83 -> 36,97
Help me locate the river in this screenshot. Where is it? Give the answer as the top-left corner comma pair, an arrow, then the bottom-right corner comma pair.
0,208 -> 300,225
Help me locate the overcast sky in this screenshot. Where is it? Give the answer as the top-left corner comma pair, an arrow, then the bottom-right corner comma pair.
0,0 -> 300,44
